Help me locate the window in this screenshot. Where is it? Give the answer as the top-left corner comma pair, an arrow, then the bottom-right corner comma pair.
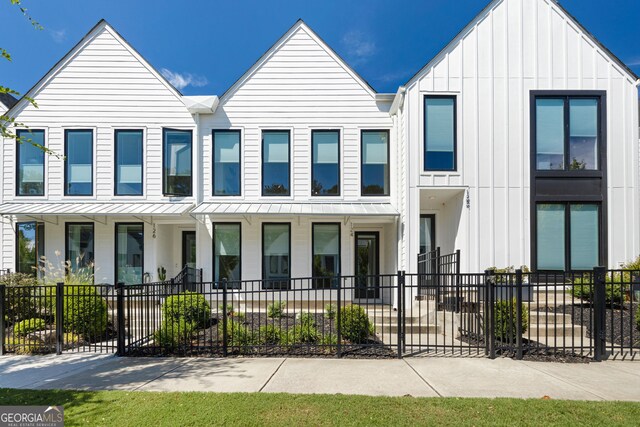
262,130 -> 290,196
361,130 -> 389,196
115,223 -> 144,285
115,130 -> 143,195
424,96 -> 456,171
163,129 -> 192,196
535,96 -> 600,170
213,223 -> 241,285
312,130 -> 340,196
16,129 -> 45,196
65,130 -> 93,196
213,130 -> 241,196
65,223 -> 94,273
16,222 -> 44,276
262,223 -> 290,289
312,223 -> 340,289
536,203 -> 600,271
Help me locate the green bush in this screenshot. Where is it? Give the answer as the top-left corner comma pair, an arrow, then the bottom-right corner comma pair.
1,273 -> 40,323
219,319 -> 255,347
338,305 -> 372,344
163,292 -> 210,328
256,324 -> 285,345
62,286 -> 109,341
494,299 -> 529,342
154,318 -> 197,349
13,318 -> 47,336
296,311 -> 315,326
267,301 -> 286,319
319,333 -> 337,346
287,322 -> 320,344
325,304 -> 336,320
570,275 -> 625,305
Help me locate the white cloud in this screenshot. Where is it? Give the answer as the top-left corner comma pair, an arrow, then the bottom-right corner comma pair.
50,29 -> 67,44
160,68 -> 209,90
341,30 -> 376,64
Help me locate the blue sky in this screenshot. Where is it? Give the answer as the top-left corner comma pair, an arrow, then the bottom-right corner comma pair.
1,0 -> 639,96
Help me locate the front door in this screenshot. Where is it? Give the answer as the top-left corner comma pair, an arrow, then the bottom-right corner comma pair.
182,231 -> 196,269
354,232 -> 380,299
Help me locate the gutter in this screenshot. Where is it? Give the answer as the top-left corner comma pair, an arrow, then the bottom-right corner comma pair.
389,86 -> 406,116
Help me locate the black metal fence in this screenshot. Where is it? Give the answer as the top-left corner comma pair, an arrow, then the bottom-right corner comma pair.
0,268 -> 638,360
417,248 -> 460,301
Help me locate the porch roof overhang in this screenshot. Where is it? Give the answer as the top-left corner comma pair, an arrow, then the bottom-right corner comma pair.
0,202 -> 195,217
191,202 -> 399,218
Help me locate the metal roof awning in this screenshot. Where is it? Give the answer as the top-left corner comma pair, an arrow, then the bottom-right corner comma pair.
191,202 -> 399,217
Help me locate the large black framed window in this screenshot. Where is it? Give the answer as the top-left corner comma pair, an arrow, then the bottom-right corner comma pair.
536,203 -> 601,271
65,223 -> 95,273
115,130 -> 143,196
424,96 -> 456,171
16,129 -> 45,196
213,223 -> 241,285
64,129 -> 93,196
16,222 -> 44,276
311,130 -> 340,196
213,130 -> 241,196
115,223 -> 144,285
534,96 -> 600,171
163,128 -> 192,196
361,130 -> 389,196
262,223 -> 290,289
312,223 -> 340,289
262,130 -> 290,196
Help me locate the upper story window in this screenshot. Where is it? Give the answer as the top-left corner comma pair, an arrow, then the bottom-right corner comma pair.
262,130 -> 290,196
16,129 -> 45,196
65,130 -> 93,196
115,130 -> 143,196
361,130 -> 389,196
424,96 -> 456,171
535,96 -> 600,171
213,130 -> 241,196
163,129 -> 192,196
312,130 -> 340,196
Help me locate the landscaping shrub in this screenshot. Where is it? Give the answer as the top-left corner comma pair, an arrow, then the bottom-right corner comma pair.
154,318 -> 197,349
296,311 -> 315,326
222,319 -> 255,347
570,275 -> 625,305
325,304 -> 336,320
319,333 -> 337,346
218,303 -> 235,316
163,291 -> 211,328
338,305 -> 372,344
13,318 -> 47,337
267,301 -> 286,319
257,324 -> 285,345
1,273 -> 40,323
494,299 -> 529,342
62,285 -> 109,341
287,322 -> 320,344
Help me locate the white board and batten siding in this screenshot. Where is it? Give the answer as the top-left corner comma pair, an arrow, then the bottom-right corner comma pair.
400,0 -> 639,272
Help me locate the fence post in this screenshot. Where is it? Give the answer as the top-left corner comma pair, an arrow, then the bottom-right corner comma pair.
0,285 -> 5,356
455,249 -> 461,313
435,247 -> 441,308
484,270 -> 495,359
515,269 -> 523,360
336,277 -> 342,358
593,266 -> 607,361
116,282 -> 125,356
397,270 -> 404,359
56,282 -> 64,355
222,278 -> 228,357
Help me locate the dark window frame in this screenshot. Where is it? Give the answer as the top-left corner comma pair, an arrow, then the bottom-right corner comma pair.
312,222 -> 341,289
162,128 -> 193,197
261,130 -> 291,197
419,214 -> 436,254
16,129 -> 45,197
114,222 -> 144,285
212,222 -> 242,288
64,129 -> 94,197
423,95 -> 457,172
360,129 -> 391,197
114,129 -> 144,196
212,129 -> 242,197
261,222 -> 291,289
15,221 -> 44,276
311,129 -> 341,197
65,222 -> 95,274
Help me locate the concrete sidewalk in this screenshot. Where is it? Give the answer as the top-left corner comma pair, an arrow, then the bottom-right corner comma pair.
0,354 -> 638,401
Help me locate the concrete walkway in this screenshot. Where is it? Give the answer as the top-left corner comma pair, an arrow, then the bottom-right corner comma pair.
0,354 -> 638,401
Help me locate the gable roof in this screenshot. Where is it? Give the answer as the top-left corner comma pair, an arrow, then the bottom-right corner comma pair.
219,19 -> 377,102
404,0 -> 639,88
5,19 -> 185,117
0,93 -> 17,110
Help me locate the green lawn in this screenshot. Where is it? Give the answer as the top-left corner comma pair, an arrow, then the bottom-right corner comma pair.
1,389 -> 638,426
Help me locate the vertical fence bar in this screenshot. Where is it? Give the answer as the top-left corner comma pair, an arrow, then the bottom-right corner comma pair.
336,277 -> 342,358
593,266 -> 606,361
56,282 -> 64,355
397,270 -> 404,358
515,269 -> 523,360
222,278 -> 228,357
0,285 -> 5,356
116,282 -> 125,356
484,270 -> 496,359
455,250 -> 461,313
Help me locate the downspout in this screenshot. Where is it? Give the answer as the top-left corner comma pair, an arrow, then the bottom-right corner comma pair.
194,112 -> 201,204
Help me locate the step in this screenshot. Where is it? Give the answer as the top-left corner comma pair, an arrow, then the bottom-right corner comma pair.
527,324 -> 585,338
528,311 -> 574,325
